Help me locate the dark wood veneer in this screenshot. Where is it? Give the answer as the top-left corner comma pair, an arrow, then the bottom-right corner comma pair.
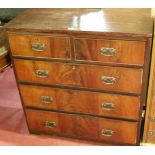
14,59 -> 143,94
19,84 -> 141,120
26,109 -> 138,145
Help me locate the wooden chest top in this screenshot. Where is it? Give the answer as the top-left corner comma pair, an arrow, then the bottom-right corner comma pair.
5,8 -> 153,37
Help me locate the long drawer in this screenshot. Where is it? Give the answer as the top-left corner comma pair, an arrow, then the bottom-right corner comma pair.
26,109 -> 138,145
74,38 -> 145,66
14,59 -> 143,94
20,85 -> 140,120
8,34 -> 71,59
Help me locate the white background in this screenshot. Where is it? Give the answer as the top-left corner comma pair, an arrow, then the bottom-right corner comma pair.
0,0 -> 155,8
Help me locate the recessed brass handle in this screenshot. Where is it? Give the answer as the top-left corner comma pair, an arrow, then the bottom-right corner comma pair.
101,129 -> 114,136
100,47 -> 116,56
41,96 -> 53,104
101,102 -> 116,110
36,70 -> 49,78
101,76 -> 117,85
31,43 -> 45,52
45,121 -> 56,128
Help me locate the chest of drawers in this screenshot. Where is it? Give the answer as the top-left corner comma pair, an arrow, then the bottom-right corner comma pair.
5,9 -> 153,145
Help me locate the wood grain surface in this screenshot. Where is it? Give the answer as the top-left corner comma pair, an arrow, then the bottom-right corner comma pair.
5,9 -> 153,37
8,34 -> 71,59
19,84 -> 141,120
26,109 -> 138,145
74,38 -> 145,66
14,59 -> 143,94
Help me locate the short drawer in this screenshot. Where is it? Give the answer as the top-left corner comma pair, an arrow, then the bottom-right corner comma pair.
8,34 -> 71,59
26,109 -> 138,145
20,85 -> 140,120
74,38 -> 145,66
14,59 -> 143,94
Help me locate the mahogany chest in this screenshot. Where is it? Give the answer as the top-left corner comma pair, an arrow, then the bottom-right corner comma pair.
5,9 -> 153,145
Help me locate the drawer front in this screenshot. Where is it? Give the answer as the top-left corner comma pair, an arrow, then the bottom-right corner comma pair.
98,117 -> 138,144
77,114 -> 138,144
15,59 -> 143,94
20,85 -> 140,119
8,34 -> 71,59
74,38 -> 145,66
26,109 -> 76,136
26,109 -> 138,144
14,59 -> 77,85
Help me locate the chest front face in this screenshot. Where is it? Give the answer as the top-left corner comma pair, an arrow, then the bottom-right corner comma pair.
6,8 -> 153,145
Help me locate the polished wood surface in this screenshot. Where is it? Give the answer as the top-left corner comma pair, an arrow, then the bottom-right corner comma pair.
8,34 -> 71,59
5,9 -> 153,37
14,59 -> 143,94
19,85 -> 140,120
143,21 -> 155,143
74,38 -> 145,66
26,109 -> 138,145
98,116 -> 138,144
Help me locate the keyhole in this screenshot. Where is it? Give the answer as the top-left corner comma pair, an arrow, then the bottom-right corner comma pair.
72,65 -> 76,70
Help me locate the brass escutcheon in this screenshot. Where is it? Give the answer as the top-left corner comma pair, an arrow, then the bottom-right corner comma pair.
101,76 -> 117,85
101,129 -> 114,136
41,96 -> 53,104
100,47 -> 116,56
45,121 -> 56,128
101,102 -> 116,110
36,70 -> 49,78
31,43 -> 45,52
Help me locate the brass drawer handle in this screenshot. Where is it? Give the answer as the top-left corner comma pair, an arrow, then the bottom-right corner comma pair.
101,102 -> 116,110
101,129 -> 114,136
41,96 -> 53,104
101,76 -> 117,85
36,70 -> 49,78
31,43 -> 45,52
45,121 -> 56,128
100,47 -> 116,56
